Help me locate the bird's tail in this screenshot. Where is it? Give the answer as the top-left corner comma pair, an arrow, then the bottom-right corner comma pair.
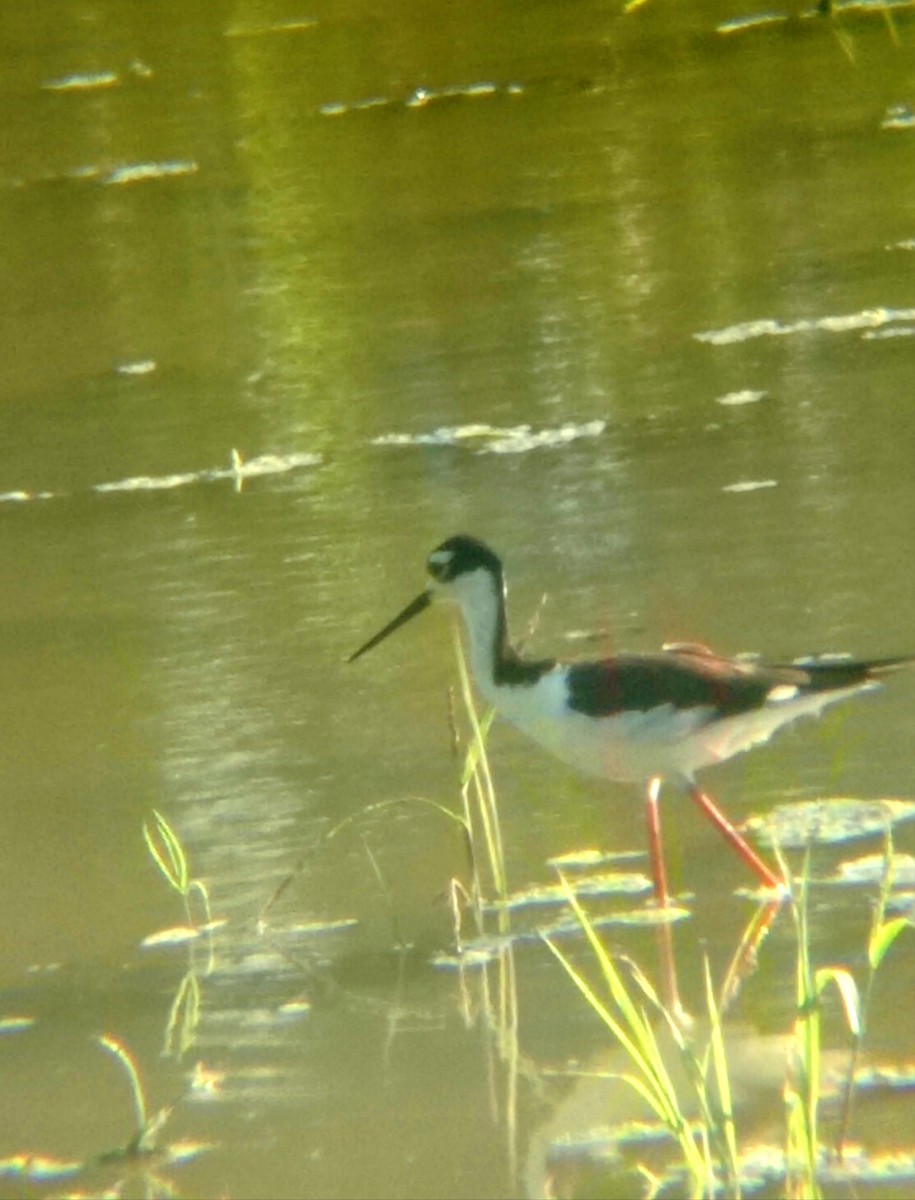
780,654 -> 915,691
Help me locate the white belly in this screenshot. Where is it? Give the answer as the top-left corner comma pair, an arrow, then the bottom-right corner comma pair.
484,672 -> 706,783
484,671 -> 873,786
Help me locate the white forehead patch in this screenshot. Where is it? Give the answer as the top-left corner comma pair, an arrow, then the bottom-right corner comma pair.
429,550 -> 453,567
767,684 -> 799,703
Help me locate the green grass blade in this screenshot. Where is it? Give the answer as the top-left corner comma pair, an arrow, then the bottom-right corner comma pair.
704,957 -> 740,1191
541,933 -> 664,1111
814,967 -> 860,1038
454,629 -> 507,899
868,915 -> 912,971
547,878 -> 693,1138
95,1034 -> 147,1131
143,810 -> 188,894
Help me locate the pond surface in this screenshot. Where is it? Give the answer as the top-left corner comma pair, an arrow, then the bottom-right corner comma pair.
1,1 -> 914,1197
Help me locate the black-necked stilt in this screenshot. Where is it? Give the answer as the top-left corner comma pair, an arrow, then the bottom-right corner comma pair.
349,534 -> 913,903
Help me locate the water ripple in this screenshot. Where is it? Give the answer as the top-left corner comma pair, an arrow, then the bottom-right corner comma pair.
318,79 -> 525,118
0,450 -> 320,505
696,306 -> 915,345
371,419 -> 605,454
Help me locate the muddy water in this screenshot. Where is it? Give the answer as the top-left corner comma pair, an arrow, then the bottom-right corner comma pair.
1,1 -> 914,1197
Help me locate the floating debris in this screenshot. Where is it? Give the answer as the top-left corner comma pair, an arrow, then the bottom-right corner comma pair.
318,97 -> 388,117
717,11 -> 789,34
722,479 -> 778,493
372,423 -> 493,446
819,1145 -> 915,1187
371,420 -> 605,454
406,80 -> 499,108
546,848 -> 645,870
882,104 -> 915,130
541,904 -> 691,938
696,306 -> 915,345
226,17 -> 318,36
4,449 -> 319,504
486,421 -> 606,454
42,70 -> 119,92
824,852 -> 915,888
95,471 -> 198,493
222,449 -> 321,480
318,79 -> 524,118
276,998 -> 312,1018
491,871 -> 651,912
431,943 -> 505,970
0,490 -> 54,503
115,359 -> 157,376
651,1141 -> 915,1197
0,1154 -> 83,1182
716,389 -> 767,406
745,798 -> 915,849
843,1061 -> 915,1092
93,450 -> 321,494
281,917 -> 360,937
862,325 -> 915,339
158,1139 -> 214,1168
103,160 -> 199,186
0,1016 -> 35,1035
140,925 -> 201,949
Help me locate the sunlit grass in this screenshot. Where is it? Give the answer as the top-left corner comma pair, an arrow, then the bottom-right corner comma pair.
835,830 -> 912,1160
143,808 -> 213,933
541,827 -> 913,1198
542,875 -> 735,1198
141,809 -> 219,1060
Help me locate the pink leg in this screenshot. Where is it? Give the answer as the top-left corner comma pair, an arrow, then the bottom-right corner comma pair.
645,776 -> 672,906
688,785 -> 783,891
645,777 -> 685,1019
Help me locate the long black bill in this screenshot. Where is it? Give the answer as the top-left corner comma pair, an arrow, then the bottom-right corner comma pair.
347,590 -> 432,663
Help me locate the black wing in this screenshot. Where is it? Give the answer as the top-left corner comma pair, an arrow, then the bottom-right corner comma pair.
564,649 -> 912,720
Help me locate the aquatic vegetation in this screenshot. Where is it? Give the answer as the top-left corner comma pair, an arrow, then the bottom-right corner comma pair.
141,809 -> 225,1061
0,812 -> 222,1197
143,809 -> 213,933
538,832 -> 913,1198
543,878 -> 745,1197
0,1030 -> 211,1198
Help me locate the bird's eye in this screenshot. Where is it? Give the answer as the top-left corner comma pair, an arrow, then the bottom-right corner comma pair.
427,549 -> 453,580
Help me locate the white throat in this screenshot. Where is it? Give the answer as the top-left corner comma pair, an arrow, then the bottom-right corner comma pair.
445,568 -> 506,702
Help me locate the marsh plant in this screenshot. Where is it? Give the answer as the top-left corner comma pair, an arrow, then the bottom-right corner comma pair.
142,808 -> 218,1059
541,834 -> 912,1198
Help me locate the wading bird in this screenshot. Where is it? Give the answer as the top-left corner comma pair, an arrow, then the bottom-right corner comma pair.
349,535 -> 912,908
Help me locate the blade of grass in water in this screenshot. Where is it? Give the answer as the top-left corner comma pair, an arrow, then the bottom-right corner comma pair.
454,626 -> 507,903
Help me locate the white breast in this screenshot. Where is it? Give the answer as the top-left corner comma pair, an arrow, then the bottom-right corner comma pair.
485,672 -> 875,787
487,670 -> 712,784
